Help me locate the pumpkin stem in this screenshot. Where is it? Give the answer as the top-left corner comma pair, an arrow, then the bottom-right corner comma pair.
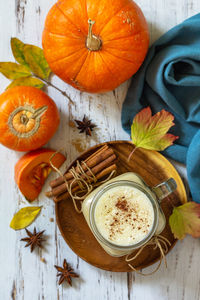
8,105 -> 47,138
20,114 -> 29,125
86,19 -> 102,51
31,106 -> 48,119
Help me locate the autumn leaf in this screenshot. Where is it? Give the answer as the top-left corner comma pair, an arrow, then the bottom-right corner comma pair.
131,107 -> 178,151
23,44 -> 51,79
10,206 -> 42,230
0,38 -> 71,102
169,202 -> 200,239
11,37 -> 51,80
0,62 -> 31,79
1,38 -> 50,88
6,76 -> 44,90
11,37 -> 29,67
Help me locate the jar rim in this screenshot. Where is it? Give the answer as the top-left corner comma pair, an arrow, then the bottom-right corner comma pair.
89,180 -> 159,251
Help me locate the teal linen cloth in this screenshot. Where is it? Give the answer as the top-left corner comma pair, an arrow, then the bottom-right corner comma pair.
122,14 -> 200,203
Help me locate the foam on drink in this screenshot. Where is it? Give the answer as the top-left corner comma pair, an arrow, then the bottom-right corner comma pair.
94,185 -> 154,246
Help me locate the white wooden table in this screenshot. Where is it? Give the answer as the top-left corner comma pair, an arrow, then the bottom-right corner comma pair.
0,1 -> 200,299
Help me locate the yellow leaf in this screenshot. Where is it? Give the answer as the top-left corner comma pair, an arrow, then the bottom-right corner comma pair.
169,202 -> 200,239
11,37 -> 29,67
0,62 -> 31,79
10,206 -> 42,230
24,45 -> 51,79
131,107 -> 178,151
6,76 -> 44,90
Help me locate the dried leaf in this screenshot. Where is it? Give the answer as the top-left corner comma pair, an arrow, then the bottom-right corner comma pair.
11,38 -> 29,67
23,45 -> 51,79
10,206 -> 42,230
131,107 -> 178,151
6,76 -> 44,90
169,202 -> 200,239
0,62 -> 31,79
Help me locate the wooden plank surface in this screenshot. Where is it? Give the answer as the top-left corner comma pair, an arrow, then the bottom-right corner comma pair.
0,0 -> 199,299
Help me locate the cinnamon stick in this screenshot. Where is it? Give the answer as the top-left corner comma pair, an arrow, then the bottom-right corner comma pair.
53,164 -> 117,203
85,144 -> 108,162
50,145 -> 112,188
46,153 -> 116,197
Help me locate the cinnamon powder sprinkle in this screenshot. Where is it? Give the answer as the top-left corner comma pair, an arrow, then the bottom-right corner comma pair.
94,186 -> 154,246
115,199 -> 129,211
107,197 -> 151,241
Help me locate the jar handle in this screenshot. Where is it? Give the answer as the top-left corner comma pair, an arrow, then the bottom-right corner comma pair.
152,178 -> 177,203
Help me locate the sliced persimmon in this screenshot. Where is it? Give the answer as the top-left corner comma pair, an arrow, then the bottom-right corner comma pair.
15,148 -> 66,201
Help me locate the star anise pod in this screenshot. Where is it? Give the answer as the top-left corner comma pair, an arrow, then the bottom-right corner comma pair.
54,259 -> 79,286
74,115 -> 96,136
21,227 -> 45,252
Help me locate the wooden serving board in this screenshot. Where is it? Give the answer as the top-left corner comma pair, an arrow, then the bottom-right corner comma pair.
55,141 -> 187,272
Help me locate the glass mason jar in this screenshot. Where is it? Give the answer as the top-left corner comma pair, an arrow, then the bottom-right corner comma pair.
82,172 -> 177,257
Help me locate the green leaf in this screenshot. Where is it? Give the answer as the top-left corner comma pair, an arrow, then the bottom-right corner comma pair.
11,37 -> 29,67
169,202 -> 200,239
6,76 -> 45,90
10,206 -> 42,230
23,44 -> 51,79
131,107 -> 179,151
0,62 -> 31,79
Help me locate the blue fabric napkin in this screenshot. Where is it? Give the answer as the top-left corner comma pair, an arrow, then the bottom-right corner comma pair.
122,13 -> 200,203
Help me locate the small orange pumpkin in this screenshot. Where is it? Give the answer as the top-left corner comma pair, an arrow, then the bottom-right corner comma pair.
15,148 -> 66,201
42,0 -> 149,93
0,86 -> 60,151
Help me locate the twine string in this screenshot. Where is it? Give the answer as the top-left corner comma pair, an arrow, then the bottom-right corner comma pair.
82,161 -> 97,183
49,151 -> 65,178
49,151 -> 82,213
125,235 -> 171,276
49,152 -> 116,214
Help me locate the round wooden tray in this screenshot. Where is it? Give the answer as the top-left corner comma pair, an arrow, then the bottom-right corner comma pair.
55,141 -> 187,272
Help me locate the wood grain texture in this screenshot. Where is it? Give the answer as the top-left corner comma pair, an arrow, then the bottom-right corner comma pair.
0,0 -> 200,299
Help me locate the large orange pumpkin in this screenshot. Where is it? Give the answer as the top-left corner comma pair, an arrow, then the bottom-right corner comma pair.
0,86 -> 60,151
42,0 -> 149,93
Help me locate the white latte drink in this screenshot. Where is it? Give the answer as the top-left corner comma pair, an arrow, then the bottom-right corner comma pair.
94,185 -> 154,246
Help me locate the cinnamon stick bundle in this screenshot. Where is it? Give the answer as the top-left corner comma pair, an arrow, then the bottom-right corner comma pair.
54,164 -> 117,203
46,145 -> 117,203
50,145 -> 112,188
